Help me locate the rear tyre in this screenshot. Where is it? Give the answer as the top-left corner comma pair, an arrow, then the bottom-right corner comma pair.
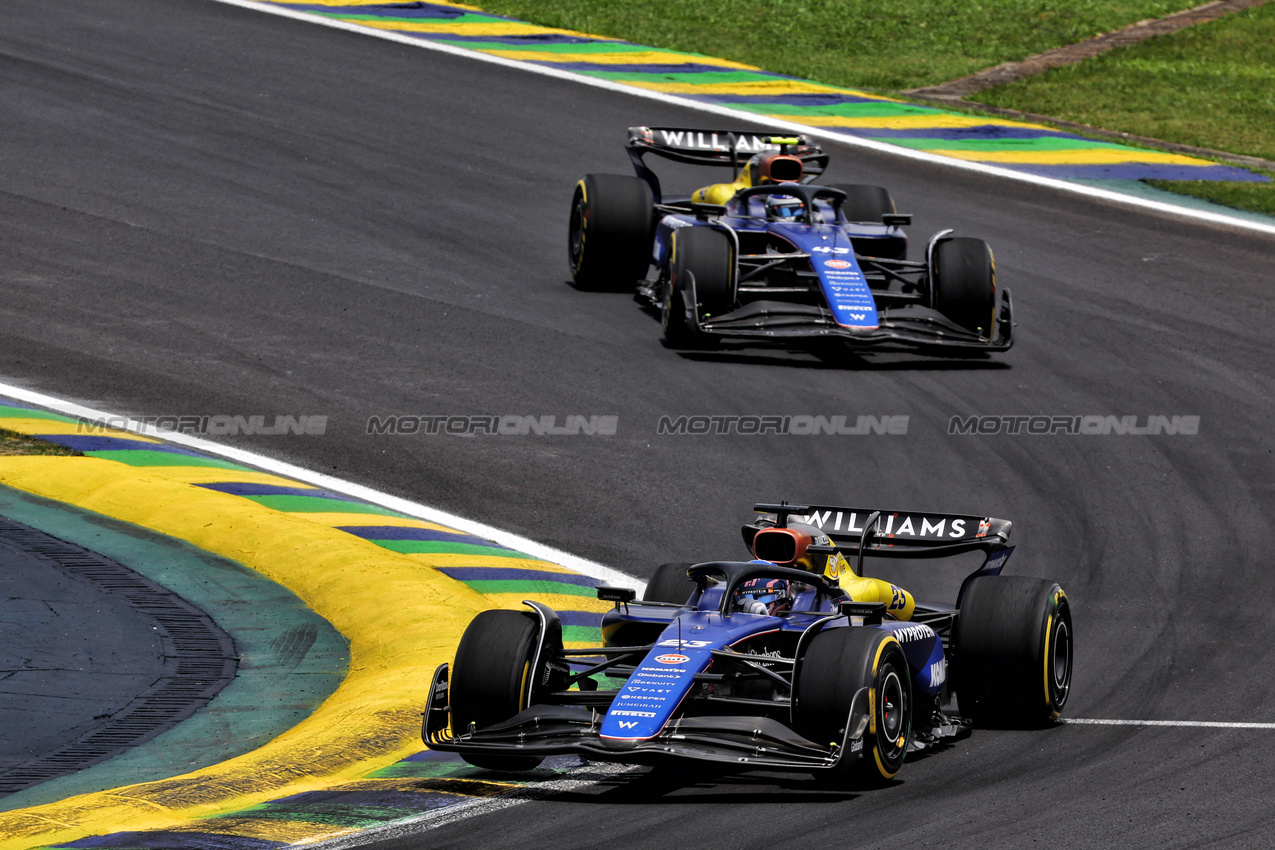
827,183 -> 896,223
568,174 -> 653,290
644,562 -> 697,605
662,227 -> 733,348
954,576 -> 1073,728
449,610 -> 545,771
828,184 -> 905,259
795,627 -> 912,787
931,237 -> 997,337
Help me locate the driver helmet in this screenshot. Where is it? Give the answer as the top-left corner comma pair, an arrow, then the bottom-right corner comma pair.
735,577 -> 793,616
765,194 -> 804,221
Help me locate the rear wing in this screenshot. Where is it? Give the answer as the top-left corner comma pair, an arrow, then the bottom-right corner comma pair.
748,502 -> 1013,558
626,126 -> 828,202
627,126 -> 825,170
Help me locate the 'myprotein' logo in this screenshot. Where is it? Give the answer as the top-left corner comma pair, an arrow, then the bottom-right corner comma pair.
948,415 -> 1199,436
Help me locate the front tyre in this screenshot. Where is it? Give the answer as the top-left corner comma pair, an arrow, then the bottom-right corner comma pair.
795,627 -> 912,787
568,174 -> 653,290
449,609 -> 545,771
662,227 -> 733,348
931,236 -> 997,337
954,576 -> 1073,728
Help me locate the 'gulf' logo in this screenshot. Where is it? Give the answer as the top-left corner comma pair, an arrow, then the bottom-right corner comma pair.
655,654 -> 689,664
825,259 -> 852,269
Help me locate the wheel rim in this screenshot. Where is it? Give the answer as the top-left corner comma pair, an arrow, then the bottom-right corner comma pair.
568,197 -> 586,268
1050,615 -> 1072,705
880,669 -> 904,744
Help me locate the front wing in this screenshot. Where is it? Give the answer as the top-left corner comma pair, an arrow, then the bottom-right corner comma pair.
422,664 -> 871,772
693,288 -> 1014,351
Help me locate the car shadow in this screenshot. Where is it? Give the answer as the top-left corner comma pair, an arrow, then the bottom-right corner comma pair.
670,345 -> 1011,372
544,762 -> 874,804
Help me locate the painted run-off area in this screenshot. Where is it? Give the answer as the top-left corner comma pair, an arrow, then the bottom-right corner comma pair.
0,398 -> 615,848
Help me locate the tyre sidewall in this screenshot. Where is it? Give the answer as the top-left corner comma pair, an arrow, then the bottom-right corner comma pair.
795,627 -> 912,784
956,576 -> 1072,727
932,236 -> 996,336
450,609 -> 539,732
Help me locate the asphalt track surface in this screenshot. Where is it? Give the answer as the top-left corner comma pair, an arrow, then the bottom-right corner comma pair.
2,1 -> 1274,847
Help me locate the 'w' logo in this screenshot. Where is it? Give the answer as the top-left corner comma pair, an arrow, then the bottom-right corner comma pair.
617,721 -> 639,729
848,313 -> 866,321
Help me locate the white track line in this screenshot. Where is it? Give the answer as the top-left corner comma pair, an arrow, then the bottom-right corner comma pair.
0,381 -> 643,592
1063,718 -> 1275,729
297,764 -> 640,848
207,0 -> 1275,238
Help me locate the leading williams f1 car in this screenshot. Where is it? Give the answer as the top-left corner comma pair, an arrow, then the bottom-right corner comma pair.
567,128 -> 1013,355
423,502 -> 1072,786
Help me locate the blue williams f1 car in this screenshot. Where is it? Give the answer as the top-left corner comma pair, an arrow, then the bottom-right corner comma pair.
567,127 -> 1013,355
423,502 -> 1072,786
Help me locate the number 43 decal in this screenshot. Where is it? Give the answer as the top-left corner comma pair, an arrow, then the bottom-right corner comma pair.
657,639 -> 712,648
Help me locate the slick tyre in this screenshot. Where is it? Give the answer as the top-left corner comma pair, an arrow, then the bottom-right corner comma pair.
662,226 -> 733,348
449,609 -> 545,771
568,174 -> 653,290
954,576 -> 1073,728
827,183 -> 896,224
644,562 -> 698,605
796,627 -> 912,787
931,236 -> 997,337
827,183 -> 905,259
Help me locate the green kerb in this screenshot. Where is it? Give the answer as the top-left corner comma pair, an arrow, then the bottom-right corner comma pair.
243,495 -> 410,516
439,40 -> 648,53
580,69 -> 779,84
83,450 -> 247,470
370,540 -> 532,558
0,405 -> 80,423
461,579 -> 596,597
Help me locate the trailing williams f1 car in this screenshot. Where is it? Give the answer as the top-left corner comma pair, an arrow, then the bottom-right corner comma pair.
423,502 -> 1072,786
567,127 -> 1013,354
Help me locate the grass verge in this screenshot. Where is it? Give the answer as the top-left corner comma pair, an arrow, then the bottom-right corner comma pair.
971,3 -> 1275,216
0,428 -> 82,456
1145,170 -> 1275,216
475,1 -> 1201,90
476,0 -> 1272,217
